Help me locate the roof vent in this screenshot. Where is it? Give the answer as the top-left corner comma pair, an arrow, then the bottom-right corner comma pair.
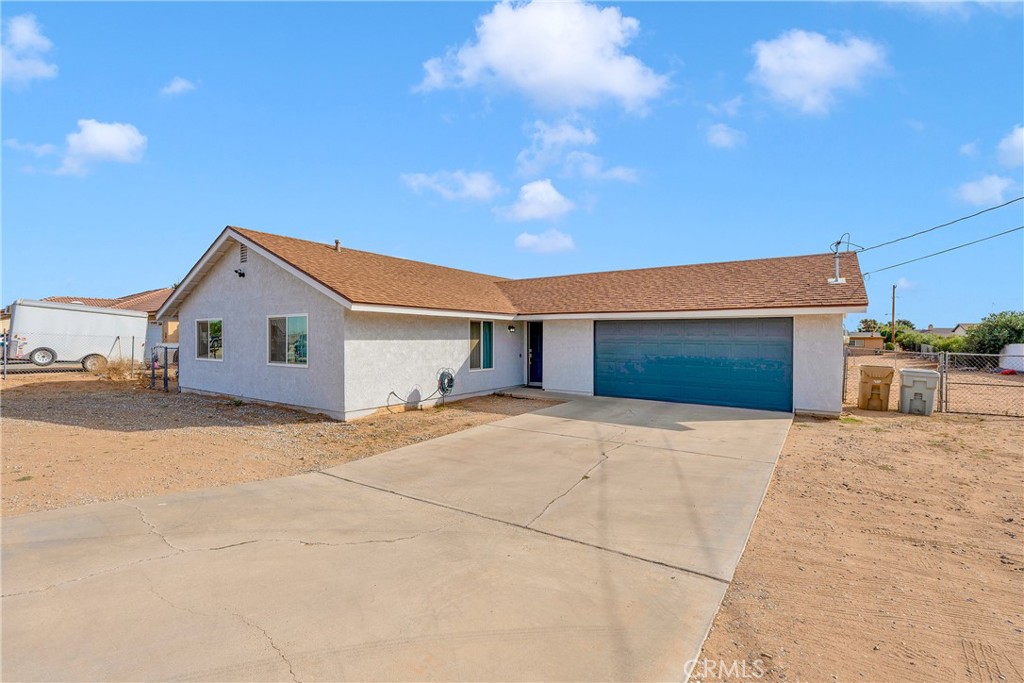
334,239 -> 341,252
239,244 -> 248,263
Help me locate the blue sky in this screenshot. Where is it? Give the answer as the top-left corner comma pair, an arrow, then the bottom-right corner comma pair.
2,1 -> 1022,329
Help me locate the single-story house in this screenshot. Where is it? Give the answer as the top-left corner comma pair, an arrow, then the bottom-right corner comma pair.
157,226 -> 868,420
846,331 -> 885,350
916,323 -> 977,338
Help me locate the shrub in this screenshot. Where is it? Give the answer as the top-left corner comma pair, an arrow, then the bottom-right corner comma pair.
964,311 -> 1024,355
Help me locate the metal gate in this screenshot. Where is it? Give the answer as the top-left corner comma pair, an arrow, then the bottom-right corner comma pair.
943,352 -> 1024,417
843,349 -> 1024,417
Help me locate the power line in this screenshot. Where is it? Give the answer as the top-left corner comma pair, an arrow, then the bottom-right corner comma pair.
863,225 -> 1023,277
857,196 -> 1024,253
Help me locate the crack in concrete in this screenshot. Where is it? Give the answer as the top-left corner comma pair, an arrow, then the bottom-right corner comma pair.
231,611 -> 300,683
2,551 -> 181,598
144,577 -> 301,683
3,524 -> 461,599
122,502 -> 188,553
525,444 -> 621,528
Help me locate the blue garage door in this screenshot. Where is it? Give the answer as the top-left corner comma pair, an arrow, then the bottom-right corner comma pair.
594,318 -> 793,412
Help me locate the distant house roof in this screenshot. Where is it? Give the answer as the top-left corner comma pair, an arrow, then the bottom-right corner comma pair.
161,226 -> 869,318
44,288 -> 173,314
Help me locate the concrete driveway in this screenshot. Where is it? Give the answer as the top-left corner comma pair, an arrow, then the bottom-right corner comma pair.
2,395 -> 792,682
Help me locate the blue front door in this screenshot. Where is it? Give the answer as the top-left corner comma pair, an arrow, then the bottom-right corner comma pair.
528,322 -> 543,385
593,318 -> 793,412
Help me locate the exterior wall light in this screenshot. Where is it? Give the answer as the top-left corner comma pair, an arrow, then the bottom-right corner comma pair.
507,325 -> 516,333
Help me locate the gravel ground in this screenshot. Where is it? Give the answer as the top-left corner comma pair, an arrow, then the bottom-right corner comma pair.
0,374 -> 560,515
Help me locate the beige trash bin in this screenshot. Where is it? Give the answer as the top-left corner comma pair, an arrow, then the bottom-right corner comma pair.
899,368 -> 940,416
858,365 -> 894,411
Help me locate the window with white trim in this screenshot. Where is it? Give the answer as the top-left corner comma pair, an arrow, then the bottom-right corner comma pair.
269,315 -> 308,365
469,320 -> 493,370
196,319 -> 223,360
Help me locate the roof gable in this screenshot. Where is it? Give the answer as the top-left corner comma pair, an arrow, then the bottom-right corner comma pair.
232,227 -> 517,315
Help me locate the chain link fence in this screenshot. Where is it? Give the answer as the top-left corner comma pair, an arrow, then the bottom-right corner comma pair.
2,331 -> 146,378
843,348 -> 1023,417
943,352 -> 1024,417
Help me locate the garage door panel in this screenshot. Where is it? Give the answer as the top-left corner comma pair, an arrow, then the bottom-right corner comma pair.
594,318 -> 793,412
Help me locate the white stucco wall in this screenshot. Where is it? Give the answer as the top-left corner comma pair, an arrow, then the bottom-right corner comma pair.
541,319 -> 594,395
343,311 -> 525,419
177,241 -> 347,418
793,313 -> 844,415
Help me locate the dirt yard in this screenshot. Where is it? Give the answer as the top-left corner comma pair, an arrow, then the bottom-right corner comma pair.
696,408 -> 1024,683
0,374 -> 559,516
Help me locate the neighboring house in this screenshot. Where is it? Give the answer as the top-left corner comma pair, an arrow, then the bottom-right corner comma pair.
846,331 -> 885,350
45,288 -> 177,352
157,226 -> 868,420
916,323 -> 977,338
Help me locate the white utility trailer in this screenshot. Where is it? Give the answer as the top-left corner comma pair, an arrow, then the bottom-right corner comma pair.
6,299 -> 148,370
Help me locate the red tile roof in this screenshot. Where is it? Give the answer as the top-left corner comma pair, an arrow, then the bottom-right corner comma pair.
44,288 -> 173,314
214,227 -> 868,315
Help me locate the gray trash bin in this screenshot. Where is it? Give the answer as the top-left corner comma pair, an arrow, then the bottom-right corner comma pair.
899,368 -> 940,416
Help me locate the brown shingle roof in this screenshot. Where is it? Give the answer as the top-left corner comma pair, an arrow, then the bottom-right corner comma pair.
495,252 -> 868,314
232,227 -> 518,315
224,227 -> 867,315
43,288 -> 173,314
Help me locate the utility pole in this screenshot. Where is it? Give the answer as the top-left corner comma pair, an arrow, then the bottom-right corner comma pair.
891,284 -> 897,350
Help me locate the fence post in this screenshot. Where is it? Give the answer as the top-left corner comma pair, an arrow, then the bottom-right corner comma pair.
162,346 -> 169,392
2,332 -> 6,380
130,336 -> 135,379
150,351 -> 156,389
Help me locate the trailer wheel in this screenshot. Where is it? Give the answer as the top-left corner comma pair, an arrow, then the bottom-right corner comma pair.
29,347 -> 56,366
81,354 -> 107,372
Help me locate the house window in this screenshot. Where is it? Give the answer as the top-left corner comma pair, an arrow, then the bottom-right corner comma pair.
269,315 -> 308,366
851,339 -> 865,347
196,319 -> 223,360
469,320 -> 493,370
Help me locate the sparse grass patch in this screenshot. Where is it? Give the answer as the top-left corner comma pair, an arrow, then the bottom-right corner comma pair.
839,416 -> 862,424
15,475 -> 33,482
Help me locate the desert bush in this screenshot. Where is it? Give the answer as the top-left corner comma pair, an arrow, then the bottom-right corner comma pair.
964,311 -> 1024,354
103,359 -> 137,381
898,331 -> 966,353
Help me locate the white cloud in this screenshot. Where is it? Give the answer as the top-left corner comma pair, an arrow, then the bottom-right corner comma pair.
4,138 -> 56,156
416,0 -> 668,113
749,29 -> 888,115
517,119 -> 597,175
955,174 -> 1014,206
500,179 -> 575,221
706,95 -> 743,118
160,76 -> 196,97
1,14 -> 57,86
400,170 -> 503,201
706,123 -> 746,149
895,276 -> 915,290
563,151 -> 638,182
959,141 -> 979,157
58,119 -> 148,176
516,118 -> 635,181
997,125 -> 1023,167
514,228 -> 575,253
